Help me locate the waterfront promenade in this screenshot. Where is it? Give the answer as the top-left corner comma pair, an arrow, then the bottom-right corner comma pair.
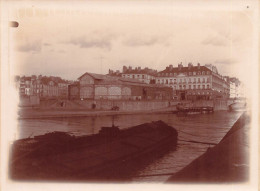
167,112 -> 249,183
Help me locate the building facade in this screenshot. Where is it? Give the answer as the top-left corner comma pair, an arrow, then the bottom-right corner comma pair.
156,63 -> 230,100
68,72 -> 172,100
120,66 -> 157,84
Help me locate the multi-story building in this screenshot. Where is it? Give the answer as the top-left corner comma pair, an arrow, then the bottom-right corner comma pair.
119,66 -> 157,84
228,79 -> 236,99
156,63 -> 230,100
58,83 -> 69,99
19,76 -> 32,97
30,76 -> 61,99
229,77 -> 245,98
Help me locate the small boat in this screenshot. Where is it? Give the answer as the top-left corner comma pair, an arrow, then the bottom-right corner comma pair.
10,121 -> 178,181
176,103 -> 214,115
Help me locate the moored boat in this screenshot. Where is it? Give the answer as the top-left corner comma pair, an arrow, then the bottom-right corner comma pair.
10,121 -> 178,181
176,103 -> 214,115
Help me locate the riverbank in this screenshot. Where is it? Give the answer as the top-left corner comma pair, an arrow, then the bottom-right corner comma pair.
18,98 -> 231,119
167,111 -> 249,183
18,106 -> 177,119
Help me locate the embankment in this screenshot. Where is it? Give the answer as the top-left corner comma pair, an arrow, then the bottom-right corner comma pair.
167,112 -> 249,183
18,98 -> 231,119
38,99 -> 229,111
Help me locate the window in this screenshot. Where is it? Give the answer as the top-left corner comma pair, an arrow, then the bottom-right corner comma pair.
166,79 -> 168,84
189,72 -> 192,75
174,73 -> 177,76
207,85 -> 210,89
198,78 -> 201,83
137,75 -> 140,78
198,85 -> 200,89
203,78 -> 205,83
189,85 -> 191,89
193,85 -> 196,89
202,71 -> 205,75
180,79 -> 182,83
202,85 -> 205,89
198,72 -> 201,75
142,75 -> 145,79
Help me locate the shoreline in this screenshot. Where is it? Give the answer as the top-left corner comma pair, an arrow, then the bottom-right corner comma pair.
166,111 -> 249,183
18,107 -> 177,119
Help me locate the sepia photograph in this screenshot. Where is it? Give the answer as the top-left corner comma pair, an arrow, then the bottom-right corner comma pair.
1,0 -> 259,190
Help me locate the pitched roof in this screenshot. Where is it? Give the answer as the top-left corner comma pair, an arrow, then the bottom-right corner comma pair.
122,69 -> 157,76
78,72 -> 170,88
158,66 -> 211,75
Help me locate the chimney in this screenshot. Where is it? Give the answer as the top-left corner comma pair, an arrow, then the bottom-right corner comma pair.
197,63 -> 200,69
169,65 -> 173,70
178,63 -> 183,70
188,62 -> 193,69
138,66 -> 141,71
123,66 -> 127,73
129,66 -> 132,71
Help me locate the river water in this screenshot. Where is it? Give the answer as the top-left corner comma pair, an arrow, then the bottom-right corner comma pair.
17,111 -> 243,182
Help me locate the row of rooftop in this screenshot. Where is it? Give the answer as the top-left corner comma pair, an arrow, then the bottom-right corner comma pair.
109,63 -> 219,76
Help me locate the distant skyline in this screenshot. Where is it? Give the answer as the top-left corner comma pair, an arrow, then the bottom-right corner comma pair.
8,0 -> 256,85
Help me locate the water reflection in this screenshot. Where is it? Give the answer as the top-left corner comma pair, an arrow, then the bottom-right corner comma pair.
17,111 -> 243,182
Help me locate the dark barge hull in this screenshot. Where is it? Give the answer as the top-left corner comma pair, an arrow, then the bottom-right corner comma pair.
10,120 -> 178,181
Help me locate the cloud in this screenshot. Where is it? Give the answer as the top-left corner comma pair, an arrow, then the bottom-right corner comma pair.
66,34 -> 116,50
43,43 -> 51,46
123,35 -> 170,47
58,50 -> 66,53
17,41 -> 42,52
201,35 -> 229,47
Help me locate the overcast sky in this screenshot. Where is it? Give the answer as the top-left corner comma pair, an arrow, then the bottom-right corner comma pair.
8,0 -> 257,84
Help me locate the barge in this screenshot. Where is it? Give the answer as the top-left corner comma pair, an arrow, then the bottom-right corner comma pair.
10,121 -> 178,181
176,104 -> 214,115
